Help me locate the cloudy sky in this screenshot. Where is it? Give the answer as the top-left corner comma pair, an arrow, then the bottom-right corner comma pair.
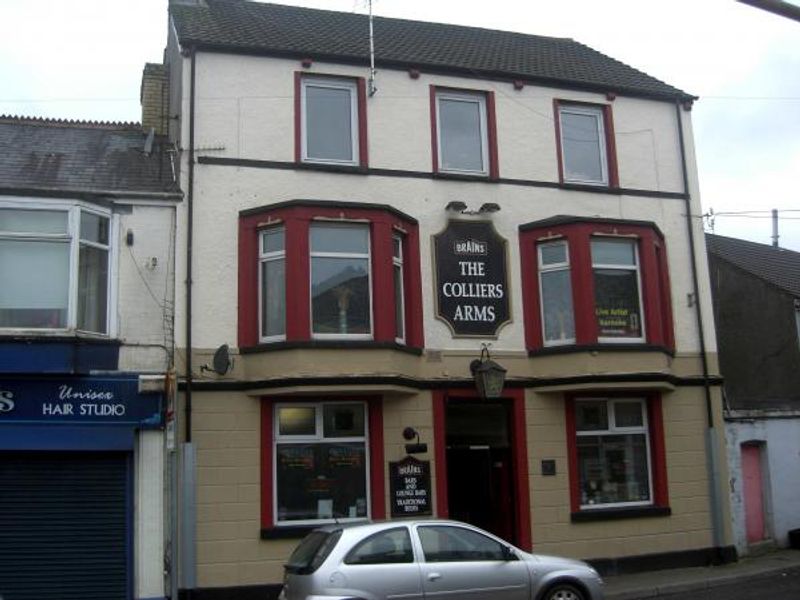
2,0 -> 798,250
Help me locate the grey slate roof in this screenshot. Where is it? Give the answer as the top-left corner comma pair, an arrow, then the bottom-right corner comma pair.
706,233 -> 800,298
0,116 -> 180,198
170,0 -> 692,102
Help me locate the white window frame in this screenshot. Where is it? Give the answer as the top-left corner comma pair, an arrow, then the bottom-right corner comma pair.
258,225 -> 286,343
558,104 -> 609,186
0,198 -> 116,337
435,90 -> 489,176
575,398 -> 653,510
301,77 -> 359,166
393,233 -> 405,344
538,239 -> 575,346
273,401 -> 370,526
591,236 -> 646,344
309,220 -> 373,341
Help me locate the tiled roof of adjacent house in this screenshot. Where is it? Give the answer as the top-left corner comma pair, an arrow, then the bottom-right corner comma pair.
0,116 -> 181,198
169,0 -> 692,101
706,233 -> 800,298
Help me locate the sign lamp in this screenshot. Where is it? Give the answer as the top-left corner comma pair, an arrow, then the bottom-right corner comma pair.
470,344 -> 506,399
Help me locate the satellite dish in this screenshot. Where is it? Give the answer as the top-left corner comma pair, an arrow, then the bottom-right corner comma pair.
201,344 -> 232,376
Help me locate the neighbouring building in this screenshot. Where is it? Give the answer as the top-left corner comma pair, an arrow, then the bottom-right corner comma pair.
707,234 -> 800,555
0,113 -> 181,600
163,1 -> 735,597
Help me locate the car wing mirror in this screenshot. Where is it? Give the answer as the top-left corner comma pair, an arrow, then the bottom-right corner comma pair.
502,545 -> 517,561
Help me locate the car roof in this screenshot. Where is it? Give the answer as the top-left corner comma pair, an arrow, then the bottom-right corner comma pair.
313,519 -> 490,536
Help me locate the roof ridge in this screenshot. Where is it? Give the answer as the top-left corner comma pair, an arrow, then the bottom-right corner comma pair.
707,232 -> 800,255
0,114 -> 142,131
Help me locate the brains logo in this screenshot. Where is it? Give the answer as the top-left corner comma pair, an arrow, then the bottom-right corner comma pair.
0,390 -> 14,413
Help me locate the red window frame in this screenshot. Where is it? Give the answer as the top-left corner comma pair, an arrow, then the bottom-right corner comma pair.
519,219 -> 675,351
295,72 -> 369,168
239,203 -> 423,348
429,85 -> 499,179
553,99 -> 619,188
260,396 -> 386,530
565,392 -> 669,514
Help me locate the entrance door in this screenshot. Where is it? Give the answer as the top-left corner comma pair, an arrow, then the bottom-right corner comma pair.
742,443 -> 767,544
445,401 -> 515,543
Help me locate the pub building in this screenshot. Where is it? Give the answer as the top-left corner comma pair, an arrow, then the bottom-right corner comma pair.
165,2 -> 735,598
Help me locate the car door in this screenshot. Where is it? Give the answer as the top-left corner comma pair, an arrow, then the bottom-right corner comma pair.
337,526 -> 424,600
414,524 -> 530,600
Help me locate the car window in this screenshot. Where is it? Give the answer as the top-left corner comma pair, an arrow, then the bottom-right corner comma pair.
418,526 -> 506,562
344,527 -> 414,565
286,529 -> 342,574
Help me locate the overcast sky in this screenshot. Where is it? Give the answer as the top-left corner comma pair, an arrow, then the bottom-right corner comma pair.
2,0 -> 798,250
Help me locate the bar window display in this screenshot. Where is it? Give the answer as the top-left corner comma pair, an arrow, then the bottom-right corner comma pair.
591,238 -> 644,342
576,398 -> 652,508
274,402 -> 369,524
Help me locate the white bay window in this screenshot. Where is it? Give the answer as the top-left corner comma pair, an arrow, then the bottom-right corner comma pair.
0,203 -> 113,334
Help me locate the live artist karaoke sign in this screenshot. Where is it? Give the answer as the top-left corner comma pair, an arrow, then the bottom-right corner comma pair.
434,220 -> 510,337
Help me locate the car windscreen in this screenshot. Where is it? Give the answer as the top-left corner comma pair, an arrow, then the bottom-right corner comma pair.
285,529 -> 342,574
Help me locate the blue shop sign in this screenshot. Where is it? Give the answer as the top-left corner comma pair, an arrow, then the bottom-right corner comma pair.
0,376 -> 162,428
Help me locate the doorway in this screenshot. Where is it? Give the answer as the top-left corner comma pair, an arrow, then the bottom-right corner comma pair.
445,400 -> 516,543
741,442 -> 768,544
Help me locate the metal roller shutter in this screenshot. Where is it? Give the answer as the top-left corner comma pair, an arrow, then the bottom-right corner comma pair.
0,451 -> 130,600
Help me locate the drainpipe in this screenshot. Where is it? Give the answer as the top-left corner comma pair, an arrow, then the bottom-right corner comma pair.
675,101 -> 724,552
185,47 -> 195,444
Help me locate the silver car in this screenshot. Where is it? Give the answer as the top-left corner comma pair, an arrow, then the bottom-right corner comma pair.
279,519 -> 603,600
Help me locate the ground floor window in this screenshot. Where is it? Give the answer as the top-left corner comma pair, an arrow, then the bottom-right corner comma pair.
261,397 -> 385,533
566,393 -> 669,517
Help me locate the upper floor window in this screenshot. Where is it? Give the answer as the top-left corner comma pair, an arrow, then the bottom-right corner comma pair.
0,203 -> 112,335
297,75 -> 367,167
555,102 -> 617,187
310,222 -> 372,338
591,238 -> 644,342
260,226 -> 286,341
240,202 -> 423,349
519,218 -> 674,352
538,240 -> 575,345
431,87 -> 498,178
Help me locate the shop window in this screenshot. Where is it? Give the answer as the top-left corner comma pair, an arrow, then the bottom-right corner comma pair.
261,396 -> 385,533
239,202 -> 423,349
519,218 -> 674,352
430,86 -> 498,178
567,394 -> 669,517
274,402 -> 368,525
555,101 -> 618,187
296,74 -> 367,167
0,202 -> 112,334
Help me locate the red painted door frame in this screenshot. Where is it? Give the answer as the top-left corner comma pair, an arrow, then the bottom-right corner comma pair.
432,387 -> 532,550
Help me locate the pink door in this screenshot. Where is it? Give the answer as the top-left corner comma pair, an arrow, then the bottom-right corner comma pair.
741,444 -> 766,543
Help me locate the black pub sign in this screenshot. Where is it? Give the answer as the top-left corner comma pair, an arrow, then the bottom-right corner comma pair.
434,220 -> 510,337
389,456 -> 432,517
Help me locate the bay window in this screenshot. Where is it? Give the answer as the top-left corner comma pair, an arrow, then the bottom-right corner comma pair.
239,201 -> 423,349
520,217 -> 674,351
0,203 -> 112,334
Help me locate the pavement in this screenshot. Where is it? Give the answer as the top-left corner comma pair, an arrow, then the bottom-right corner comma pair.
603,548 -> 800,600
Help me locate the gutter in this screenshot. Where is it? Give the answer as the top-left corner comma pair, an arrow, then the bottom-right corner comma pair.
675,101 -> 724,551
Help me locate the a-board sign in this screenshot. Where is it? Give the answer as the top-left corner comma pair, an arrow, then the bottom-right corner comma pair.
433,220 -> 510,337
389,456 -> 432,517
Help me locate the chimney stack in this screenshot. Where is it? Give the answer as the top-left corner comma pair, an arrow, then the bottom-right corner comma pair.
140,63 -> 169,136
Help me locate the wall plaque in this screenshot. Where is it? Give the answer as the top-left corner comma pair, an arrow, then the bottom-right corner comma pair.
389,456 -> 432,517
433,220 -> 510,337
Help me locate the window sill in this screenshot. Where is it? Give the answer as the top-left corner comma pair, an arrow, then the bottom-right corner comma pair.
241,340 -> 423,356
433,171 -> 494,183
295,161 -> 368,175
529,343 -> 674,357
571,505 -> 671,523
0,333 -> 119,345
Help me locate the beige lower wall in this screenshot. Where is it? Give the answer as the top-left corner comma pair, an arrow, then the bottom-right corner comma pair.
185,383 -> 728,588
